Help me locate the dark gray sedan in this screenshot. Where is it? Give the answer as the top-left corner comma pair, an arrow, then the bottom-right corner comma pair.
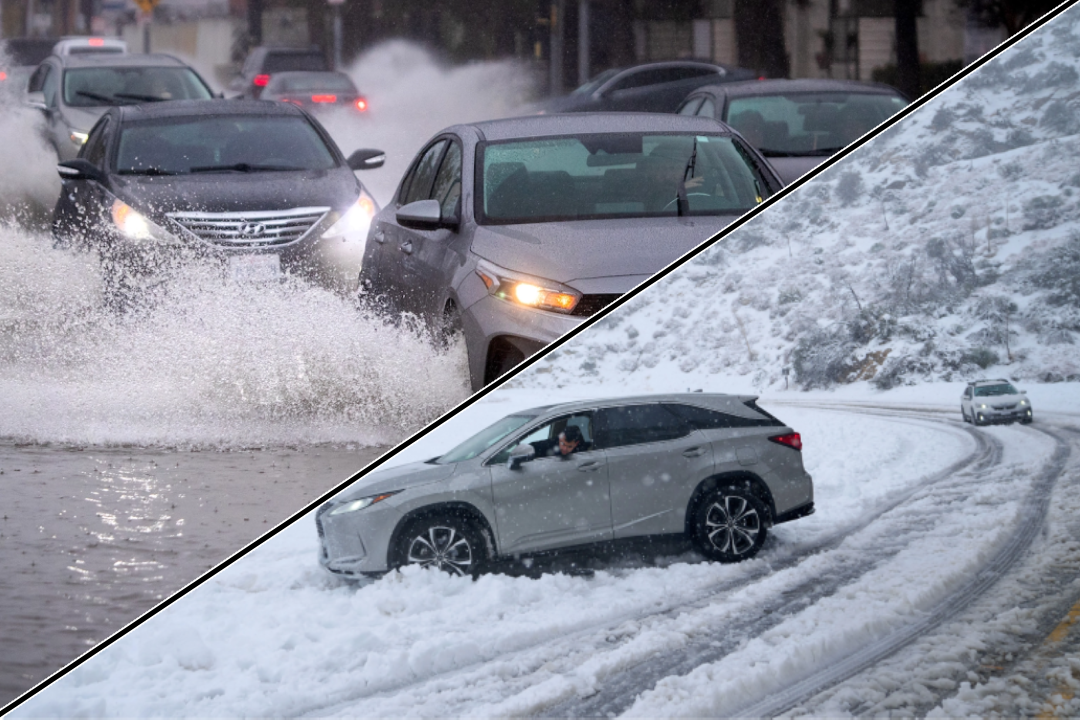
678,79 -> 908,183
358,113 -> 782,390
317,394 -> 814,577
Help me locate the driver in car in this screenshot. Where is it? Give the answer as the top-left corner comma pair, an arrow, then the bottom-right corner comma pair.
530,426 -> 588,458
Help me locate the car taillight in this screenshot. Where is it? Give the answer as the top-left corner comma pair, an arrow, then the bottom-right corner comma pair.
253,74 -> 270,87
279,97 -> 302,106
88,37 -> 105,46
355,97 -> 368,112
768,433 -> 802,451
0,71 -> 7,81
311,94 -> 336,103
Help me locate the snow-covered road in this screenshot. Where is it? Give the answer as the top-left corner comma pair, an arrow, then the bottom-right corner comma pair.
14,394 -> 1080,718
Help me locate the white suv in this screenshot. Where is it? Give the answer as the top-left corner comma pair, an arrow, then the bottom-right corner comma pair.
961,379 -> 1033,425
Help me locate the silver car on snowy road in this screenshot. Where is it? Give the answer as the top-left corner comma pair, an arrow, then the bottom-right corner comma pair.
317,394 -> 814,577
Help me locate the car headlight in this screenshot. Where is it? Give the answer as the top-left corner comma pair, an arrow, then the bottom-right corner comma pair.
1019,399 -> 1028,406
69,130 -> 88,147
111,199 -> 167,241
978,403 -> 988,409
322,190 -> 378,242
327,491 -> 399,516
475,259 -> 581,314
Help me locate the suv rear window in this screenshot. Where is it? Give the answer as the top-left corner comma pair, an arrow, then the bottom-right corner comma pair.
263,52 -> 327,73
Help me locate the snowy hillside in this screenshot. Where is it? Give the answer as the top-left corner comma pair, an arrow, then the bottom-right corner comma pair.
516,5 -> 1080,392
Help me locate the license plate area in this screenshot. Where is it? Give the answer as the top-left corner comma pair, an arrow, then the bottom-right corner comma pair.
228,254 -> 281,282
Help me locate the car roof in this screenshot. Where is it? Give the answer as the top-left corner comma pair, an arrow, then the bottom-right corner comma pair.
457,112 -> 731,141
692,78 -> 904,99
969,378 -> 1013,386
53,52 -> 190,69
114,98 -> 306,122
519,393 -> 757,416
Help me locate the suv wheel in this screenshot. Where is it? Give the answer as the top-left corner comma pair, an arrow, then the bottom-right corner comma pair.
395,514 -> 487,577
693,487 -> 768,563
961,407 -> 969,423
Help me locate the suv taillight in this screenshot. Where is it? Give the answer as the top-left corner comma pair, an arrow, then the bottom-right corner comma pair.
768,433 -> 802,451
253,74 -> 270,87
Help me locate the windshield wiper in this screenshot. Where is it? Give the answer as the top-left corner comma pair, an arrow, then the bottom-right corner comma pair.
676,137 -> 699,217
188,163 -> 300,173
119,167 -> 182,176
113,92 -> 169,102
760,147 -> 843,157
75,90 -> 132,105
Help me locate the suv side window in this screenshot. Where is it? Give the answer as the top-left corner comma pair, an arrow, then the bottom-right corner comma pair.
28,64 -> 49,92
399,139 -> 448,206
429,140 -> 462,218
665,403 -> 780,429
490,412 -> 595,464
964,387 -> 972,399
595,404 -> 691,449
697,98 -> 716,118
41,65 -> 59,107
82,115 -> 111,166
678,97 -> 704,115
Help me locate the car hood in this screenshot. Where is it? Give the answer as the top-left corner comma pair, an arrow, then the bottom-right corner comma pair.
111,167 -> 360,221
470,215 -> 736,287
332,461 -> 457,502
61,105 -> 108,133
762,156 -> 826,185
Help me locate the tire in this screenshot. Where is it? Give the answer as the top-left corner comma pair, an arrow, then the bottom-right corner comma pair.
693,486 -> 768,563
961,407 -> 969,423
436,304 -> 464,350
394,514 -> 488,578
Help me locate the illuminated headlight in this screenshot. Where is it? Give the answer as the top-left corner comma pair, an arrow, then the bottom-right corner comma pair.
978,404 -> 988,409
322,190 -> 378,242
327,491 -> 399,516
69,130 -> 89,146
1019,399 -> 1028,406
476,259 -> 580,314
110,199 -> 165,241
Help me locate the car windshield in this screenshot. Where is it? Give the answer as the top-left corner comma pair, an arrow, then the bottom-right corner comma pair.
478,133 -> 771,224
63,67 -> 212,106
270,72 -> 356,93
726,92 -> 908,156
115,115 -> 338,175
436,414 -> 536,464
974,383 -> 1018,397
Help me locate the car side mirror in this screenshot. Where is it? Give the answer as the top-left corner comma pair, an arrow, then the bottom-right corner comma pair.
347,148 -> 386,171
57,159 -> 104,182
508,444 -> 535,470
26,90 -> 48,112
397,199 -> 450,230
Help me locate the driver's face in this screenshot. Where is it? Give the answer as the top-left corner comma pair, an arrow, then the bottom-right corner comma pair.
557,433 -> 580,455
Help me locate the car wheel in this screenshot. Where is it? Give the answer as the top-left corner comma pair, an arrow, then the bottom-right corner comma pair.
483,338 -> 525,386
693,486 -> 768,563
436,303 -> 464,350
1021,414 -> 1033,425
961,407 -> 969,423
395,514 -> 487,578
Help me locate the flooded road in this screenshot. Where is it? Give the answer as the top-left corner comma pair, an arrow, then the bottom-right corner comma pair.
0,442 -> 384,705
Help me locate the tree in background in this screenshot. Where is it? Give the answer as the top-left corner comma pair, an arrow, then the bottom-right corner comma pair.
733,0 -> 789,78
958,0 -> 1063,36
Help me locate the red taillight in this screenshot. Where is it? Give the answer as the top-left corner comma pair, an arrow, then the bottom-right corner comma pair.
768,433 -> 802,451
355,97 -> 368,112
253,74 -> 270,87
88,37 -> 105,46
311,94 -> 337,103
0,71 -> 7,81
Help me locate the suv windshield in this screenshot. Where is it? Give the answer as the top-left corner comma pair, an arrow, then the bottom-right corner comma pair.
64,67 -> 212,106
115,115 -> 337,175
479,133 -> 770,224
726,92 -> 907,156
973,383 -> 1019,397
437,414 -> 536,464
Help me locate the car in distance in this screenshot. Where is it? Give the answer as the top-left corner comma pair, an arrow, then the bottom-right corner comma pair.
52,36 -> 127,56
540,60 -> 756,114
26,52 -> 216,161
51,100 -> 385,304
317,393 -> 814,577
961,379 -> 1033,425
359,113 -> 782,390
677,79 -> 908,184
230,46 -> 329,99
258,71 -> 368,113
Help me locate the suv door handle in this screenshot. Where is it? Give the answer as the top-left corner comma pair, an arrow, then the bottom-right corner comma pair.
399,240 -> 413,255
682,447 -> 707,458
577,461 -> 602,472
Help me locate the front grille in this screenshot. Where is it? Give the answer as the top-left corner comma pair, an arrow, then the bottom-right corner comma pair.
167,207 -> 330,248
572,293 -> 621,317
993,403 -> 1017,410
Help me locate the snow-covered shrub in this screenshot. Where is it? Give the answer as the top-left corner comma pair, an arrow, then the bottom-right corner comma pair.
1029,61 -> 1079,91
1022,195 -> 1065,230
1005,128 -> 1035,149
1041,100 -> 1080,135
1001,46 -> 1042,72
961,347 -> 1000,369
792,327 -> 854,389
997,161 -> 1024,180
930,107 -> 956,132
836,171 -> 865,206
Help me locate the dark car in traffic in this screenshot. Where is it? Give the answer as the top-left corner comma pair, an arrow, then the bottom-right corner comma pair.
541,61 -> 756,114
52,100 -> 384,304
230,46 -> 329,99
677,79 -> 908,183
26,52 -> 216,161
258,71 -> 368,114
359,113 -> 782,390
318,393 -> 814,577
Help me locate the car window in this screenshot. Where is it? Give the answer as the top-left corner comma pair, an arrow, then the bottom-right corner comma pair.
82,115 -> 111,166
726,92 -> 908,155
400,139 -> 447,206
430,141 -> 462,218
973,383 -> 1018,397
665,403 -> 781,429
41,64 -> 59,107
263,52 -> 327,73
677,97 -> 704,115
115,115 -> 337,174
269,72 -> 357,93
437,414 -> 536,464
479,132 -> 770,223
28,63 -> 49,93
595,404 -> 691,449
491,412 -> 595,464
611,67 -> 715,92
697,98 -> 716,118
63,67 -> 213,107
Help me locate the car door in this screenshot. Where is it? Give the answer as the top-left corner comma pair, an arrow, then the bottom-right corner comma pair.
488,411 -> 612,554
399,137 -> 464,319
54,113 -> 114,246
596,403 -> 714,539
